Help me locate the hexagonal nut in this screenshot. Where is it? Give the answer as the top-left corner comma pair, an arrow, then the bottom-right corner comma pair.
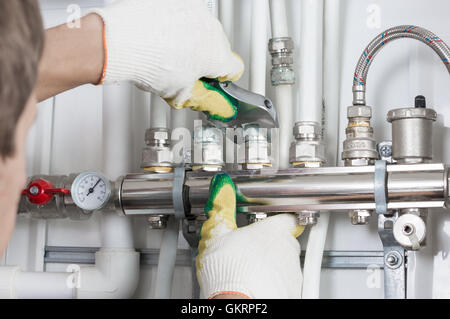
194,126 -> 223,144
246,141 -> 271,164
271,67 -> 295,85
193,144 -> 223,166
289,140 -> 325,163
272,55 -> 294,66
347,105 -> 372,119
141,146 -> 173,167
293,121 -> 321,139
145,128 -> 170,144
268,37 -> 294,53
244,125 -> 269,142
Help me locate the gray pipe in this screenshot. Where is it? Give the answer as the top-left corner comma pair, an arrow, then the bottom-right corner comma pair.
154,216 -> 179,299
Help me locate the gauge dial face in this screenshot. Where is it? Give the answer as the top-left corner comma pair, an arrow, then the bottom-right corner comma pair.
71,172 -> 111,211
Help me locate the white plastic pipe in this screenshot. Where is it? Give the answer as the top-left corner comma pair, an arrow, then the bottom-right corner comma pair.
154,217 -> 180,298
150,94 -> 168,128
0,266 -> 73,299
77,248 -> 139,299
219,0 -> 234,43
302,212 -> 329,299
297,0 -> 323,123
270,0 -> 293,169
205,0 -> 219,18
302,0 -> 341,299
250,0 -> 269,95
270,0 -> 288,38
323,0 -> 342,167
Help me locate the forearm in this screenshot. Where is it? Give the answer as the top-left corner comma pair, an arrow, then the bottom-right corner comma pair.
36,14 -> 104,102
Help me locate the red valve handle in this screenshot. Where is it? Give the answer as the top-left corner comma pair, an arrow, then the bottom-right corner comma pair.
22,179 -> 71,205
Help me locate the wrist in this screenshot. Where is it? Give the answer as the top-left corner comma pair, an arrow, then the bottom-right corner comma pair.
80,14 -> 105,85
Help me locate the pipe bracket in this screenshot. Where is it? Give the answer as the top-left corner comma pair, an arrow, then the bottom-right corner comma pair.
374,160 -> 388,215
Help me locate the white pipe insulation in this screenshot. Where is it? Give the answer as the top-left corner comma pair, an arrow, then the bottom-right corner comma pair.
269,0 -> 294,169
250,0 -> 269,95
302,0 -> 341,299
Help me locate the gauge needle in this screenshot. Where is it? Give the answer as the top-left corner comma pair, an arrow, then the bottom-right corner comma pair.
86,179 -> 101,197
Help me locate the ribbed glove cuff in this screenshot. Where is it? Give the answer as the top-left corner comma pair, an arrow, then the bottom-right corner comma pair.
198,253 -> 254,299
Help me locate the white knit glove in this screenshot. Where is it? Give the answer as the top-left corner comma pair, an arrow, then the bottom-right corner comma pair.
90,0 -> 244,122
196,173 -> 305,299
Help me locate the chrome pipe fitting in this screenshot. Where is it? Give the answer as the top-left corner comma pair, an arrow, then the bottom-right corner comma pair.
243,124 -> 272,170
387,96 -> 437,164
141,128 -> 173,173
268,37 -> 295,86
342,105 -> 378,167
192,125 -> 224,172
289,121 -> 326,168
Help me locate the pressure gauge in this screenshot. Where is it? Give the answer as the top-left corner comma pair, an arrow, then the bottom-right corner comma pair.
71,171 -> 111,211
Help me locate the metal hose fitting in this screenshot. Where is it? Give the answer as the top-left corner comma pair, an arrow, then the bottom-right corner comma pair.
268,37 -> 295,85
352,25 -> 450,105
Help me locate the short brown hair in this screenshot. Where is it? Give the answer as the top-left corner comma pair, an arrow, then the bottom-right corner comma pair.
0,0 -> 44,159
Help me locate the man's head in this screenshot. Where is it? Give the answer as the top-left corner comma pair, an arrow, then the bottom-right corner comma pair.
0,0 -> 44,254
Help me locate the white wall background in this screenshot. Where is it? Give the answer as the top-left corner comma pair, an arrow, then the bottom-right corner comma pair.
1,0 -> 450,298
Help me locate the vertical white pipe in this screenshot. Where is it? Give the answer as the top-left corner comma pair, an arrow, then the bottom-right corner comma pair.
302,212 -> 330,299
250,0 -> 269,95
154,217 -> 180,298
298,0 -> 323,123
150,94 -> 168,128
270,0 -> 293,169
220,0 -> 234,43
302,0 -> 341,299
102,84 -> 133,180
270,0 -> 288,38
101,84 -> 135,249
323,0 -> 341,167
204,0 -> 219,18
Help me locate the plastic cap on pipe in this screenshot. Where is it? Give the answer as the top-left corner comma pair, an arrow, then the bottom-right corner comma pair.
415,95 -> 426,108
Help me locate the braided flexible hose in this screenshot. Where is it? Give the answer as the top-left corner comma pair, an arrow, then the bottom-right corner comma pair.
352,25 -> 450,105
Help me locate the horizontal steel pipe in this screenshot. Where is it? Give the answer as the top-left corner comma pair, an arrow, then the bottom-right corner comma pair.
119,163 -> 448,216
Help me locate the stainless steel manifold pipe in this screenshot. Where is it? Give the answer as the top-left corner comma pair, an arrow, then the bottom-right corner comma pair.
120,163 -> 448,216
353,25 -> 450,105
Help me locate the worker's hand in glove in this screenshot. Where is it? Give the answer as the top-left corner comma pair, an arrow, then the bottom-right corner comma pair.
196,173 -> 305,299
91,0 -> 244,122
